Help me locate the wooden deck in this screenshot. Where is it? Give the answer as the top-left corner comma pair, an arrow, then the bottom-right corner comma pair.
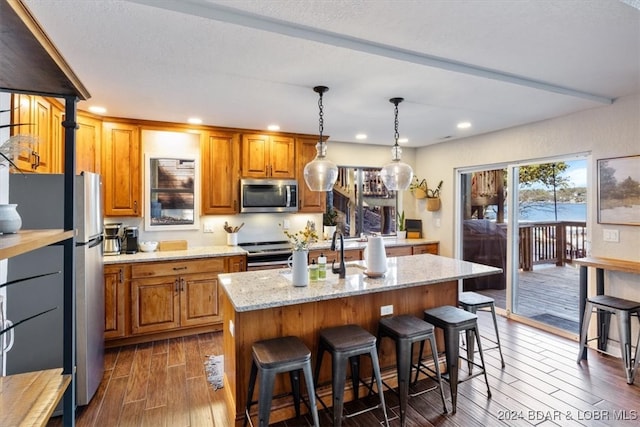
477,264 -> 581,334
46,308 -> 640,427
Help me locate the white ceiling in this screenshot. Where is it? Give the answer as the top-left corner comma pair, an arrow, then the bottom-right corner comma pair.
23,0 -> 640,147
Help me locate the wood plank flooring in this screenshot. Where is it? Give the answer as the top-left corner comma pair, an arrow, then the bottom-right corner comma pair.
47,312 -> 640,426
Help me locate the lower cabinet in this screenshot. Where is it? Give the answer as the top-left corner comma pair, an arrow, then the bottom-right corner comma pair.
412,243 -> 439,255
104,255 -> 246,344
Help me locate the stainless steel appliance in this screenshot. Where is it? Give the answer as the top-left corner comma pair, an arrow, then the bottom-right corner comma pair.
123,226 -> 138,254
240,240 -> 293,270
240,179 -> 298,213
103,223 -> 122,255
7,171 -> 104,408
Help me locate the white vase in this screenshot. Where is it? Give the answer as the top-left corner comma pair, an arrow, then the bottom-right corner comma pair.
226,232 -> 238,246
396,230 -> 407,239
288,250 -> 309,287
0,204 -> 22,234
323,225 -> 337,240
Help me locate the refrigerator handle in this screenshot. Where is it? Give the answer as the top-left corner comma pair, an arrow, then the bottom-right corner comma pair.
2,320 -> 14,353
88,235 -> 104,249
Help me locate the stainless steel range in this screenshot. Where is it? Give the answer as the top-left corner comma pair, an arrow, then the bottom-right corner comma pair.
239,240 -> 293,270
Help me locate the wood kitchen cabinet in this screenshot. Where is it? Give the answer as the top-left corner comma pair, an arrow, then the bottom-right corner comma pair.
412,243 -> 439,255
130,258 -> 225,335
11,94 -> 58,173
385,245 -> 413,257
104,264 -> 129,340
296,137 -> 326,213
308,248 -> 362,264
74,112 -> 102,174
102,121 -> 141,216
227,255 -> 247,272
241,133 -> 295,178
201,130 -> 240,214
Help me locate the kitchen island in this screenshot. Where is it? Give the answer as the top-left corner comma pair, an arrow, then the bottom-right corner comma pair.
218,253 -> 501,426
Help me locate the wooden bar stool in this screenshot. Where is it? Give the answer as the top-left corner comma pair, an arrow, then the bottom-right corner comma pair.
459,291 -> 505,368
422,305 -> 491,413
244,336 -> 320,427
314,324 -> 390,427
377,315 -> 448,426
577,295 -> 640,384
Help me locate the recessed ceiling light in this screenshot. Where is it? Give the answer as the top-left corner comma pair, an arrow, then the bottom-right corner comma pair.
267,124 -> 280,131
355,133 -> 367,140
88,106 -> 107,114
188,117 -> 203,125
457,121 -> 471,129
398,137 -> 409,144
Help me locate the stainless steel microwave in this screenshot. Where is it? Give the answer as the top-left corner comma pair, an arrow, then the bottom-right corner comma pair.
240,179 -> 298,213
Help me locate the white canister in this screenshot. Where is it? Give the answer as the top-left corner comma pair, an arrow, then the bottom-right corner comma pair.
364,236 -> 387,274
226,232 -> 238,246
288,250 -> 309,287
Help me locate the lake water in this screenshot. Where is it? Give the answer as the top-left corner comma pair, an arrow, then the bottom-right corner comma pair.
485,202 -> 586,222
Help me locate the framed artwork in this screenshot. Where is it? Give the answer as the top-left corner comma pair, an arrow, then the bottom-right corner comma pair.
597,155 -> 640,225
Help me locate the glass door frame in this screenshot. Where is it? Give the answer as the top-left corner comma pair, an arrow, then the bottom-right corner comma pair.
455,152 -> 590,318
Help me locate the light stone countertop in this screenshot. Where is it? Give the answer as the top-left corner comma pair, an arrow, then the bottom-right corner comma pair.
219,254 -> 501,312
103,245 -> 247,264
309,237 -> 438,251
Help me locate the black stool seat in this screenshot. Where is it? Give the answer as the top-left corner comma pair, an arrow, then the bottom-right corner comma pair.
578,295 -> 640,384
245,336 -> 320,427
423,305 -> 491,413
459,291 -> 505,368
315,324 -> 389,427
377,315 -> 447,426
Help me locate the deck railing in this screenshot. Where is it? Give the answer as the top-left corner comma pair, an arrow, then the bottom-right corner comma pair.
519,221 -> 587,271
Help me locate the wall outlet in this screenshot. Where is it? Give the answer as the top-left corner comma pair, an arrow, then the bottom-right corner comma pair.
603,229 -> 619,242
282,219 -> 290,230
380,305 -> 393,316
203,222 -> 215,233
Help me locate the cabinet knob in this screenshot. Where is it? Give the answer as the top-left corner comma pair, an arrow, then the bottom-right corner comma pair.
119,269 -> 124,283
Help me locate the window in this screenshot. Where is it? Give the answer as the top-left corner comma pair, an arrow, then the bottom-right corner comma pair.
329,166 -> 397,237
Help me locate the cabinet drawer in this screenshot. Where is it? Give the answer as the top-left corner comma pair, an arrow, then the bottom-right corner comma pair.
385,246 -> 413,257
412,243 -> 439,255
131,258 -> 225,278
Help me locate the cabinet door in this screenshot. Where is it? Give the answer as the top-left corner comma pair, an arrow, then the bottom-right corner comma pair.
269,135 -> 295,178
180,272 -> 220,326
131,276 -> 180,334
202,131 -> 240,214
11,94 -> 52,172
50,101 -> 64,173
104,265 -> 127,339
296,137 -> 326,213
103,122 -> 141,216
31,96 -> 55,172
412,243 -> 439,255
227,255 -> 246,272
241,134 -> 270,178
75,113 -> 102,174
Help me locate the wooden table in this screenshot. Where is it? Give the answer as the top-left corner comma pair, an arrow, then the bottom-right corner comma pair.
219,254 -> 501,426
573,257 -> 640,358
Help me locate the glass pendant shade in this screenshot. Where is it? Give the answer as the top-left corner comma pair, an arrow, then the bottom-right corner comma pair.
303,85 -> 338,191
381,97 -> 413,191
304,141 -> 338,191
380,146 -> 413,191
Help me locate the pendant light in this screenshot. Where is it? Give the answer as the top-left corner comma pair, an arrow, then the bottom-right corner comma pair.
380,97 -> 413,191
303,86 -> 338,191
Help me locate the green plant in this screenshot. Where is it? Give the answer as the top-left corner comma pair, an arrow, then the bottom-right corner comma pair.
409,177 -> 427,193
323,207 -> 338,226
427,180 -> 443,198
397,210 -> 406,231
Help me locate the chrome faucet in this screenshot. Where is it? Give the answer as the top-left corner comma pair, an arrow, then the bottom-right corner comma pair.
331,229 -> 346,278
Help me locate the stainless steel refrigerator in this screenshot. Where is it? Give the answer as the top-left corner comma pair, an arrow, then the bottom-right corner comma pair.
7,171 -> 104,407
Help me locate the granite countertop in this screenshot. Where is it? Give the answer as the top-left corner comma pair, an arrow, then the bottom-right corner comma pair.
103,245 -> 247,264
219,254 -> 501,312
309,237 -> 438,251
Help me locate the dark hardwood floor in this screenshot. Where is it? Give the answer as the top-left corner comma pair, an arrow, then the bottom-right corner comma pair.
48,311 -> 640,426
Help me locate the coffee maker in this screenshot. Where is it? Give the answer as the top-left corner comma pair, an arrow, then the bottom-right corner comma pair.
123,226 -> 139,254
103,223 -> 122,255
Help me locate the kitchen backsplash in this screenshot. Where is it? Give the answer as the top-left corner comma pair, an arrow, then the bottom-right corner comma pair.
106,212 -> 323,247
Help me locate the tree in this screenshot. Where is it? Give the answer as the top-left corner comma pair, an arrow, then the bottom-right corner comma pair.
519,162 -> 570,220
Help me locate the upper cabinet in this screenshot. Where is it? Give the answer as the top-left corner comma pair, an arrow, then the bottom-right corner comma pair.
102,121 -> 141,216
74,112 -> 102,174
202,130 -> 240,214
296,137 -> 326,213
241,133 -> 295,178
10,94 -> 59,173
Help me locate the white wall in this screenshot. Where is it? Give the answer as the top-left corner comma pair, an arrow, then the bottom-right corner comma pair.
413,92 -> 640,298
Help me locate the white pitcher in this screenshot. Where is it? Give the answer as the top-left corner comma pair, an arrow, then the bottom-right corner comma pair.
288,250 -> 309,287
364,236 -> 387,274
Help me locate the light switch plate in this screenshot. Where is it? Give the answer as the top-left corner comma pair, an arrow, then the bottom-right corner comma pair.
203,222 -> 215,233
603,229 -> 619,242
380,305 -> 393,316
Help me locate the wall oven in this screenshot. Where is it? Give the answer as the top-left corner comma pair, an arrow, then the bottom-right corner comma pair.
240,179 -> 298,213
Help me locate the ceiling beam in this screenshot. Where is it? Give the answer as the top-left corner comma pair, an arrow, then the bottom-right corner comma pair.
127,0 -> 613,105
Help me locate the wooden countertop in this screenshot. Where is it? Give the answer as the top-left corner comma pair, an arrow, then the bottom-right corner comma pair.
219,254 -> 501,312
573,256 -> 640,274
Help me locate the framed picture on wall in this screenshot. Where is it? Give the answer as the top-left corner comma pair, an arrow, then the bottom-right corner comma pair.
597,154 -> 640,226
